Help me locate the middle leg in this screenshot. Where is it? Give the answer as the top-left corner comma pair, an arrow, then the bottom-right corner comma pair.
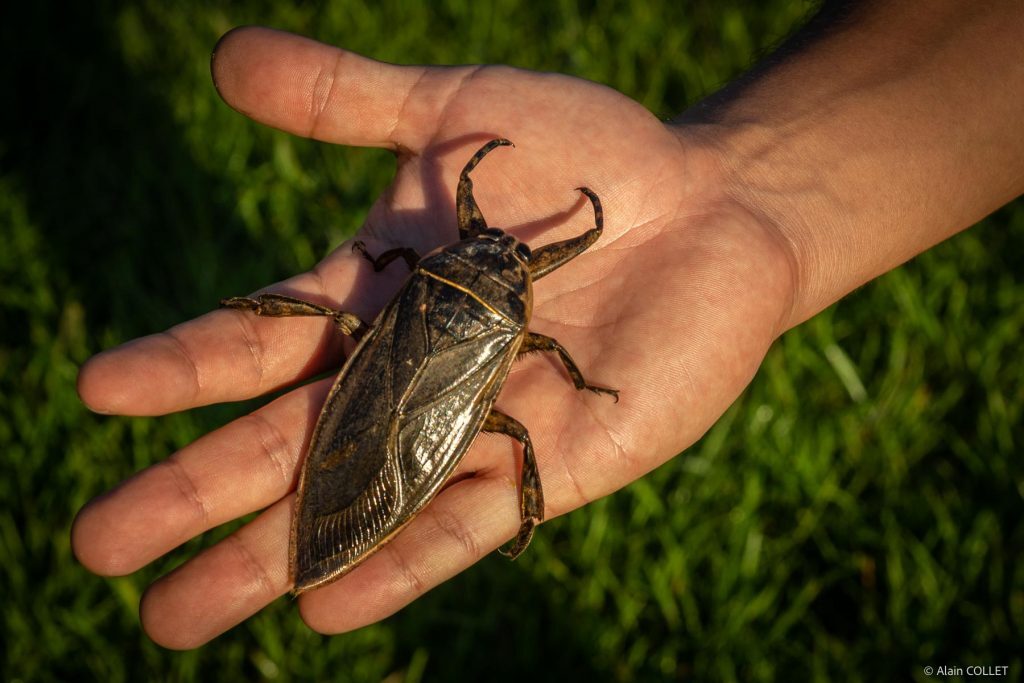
519,332 -> 619,400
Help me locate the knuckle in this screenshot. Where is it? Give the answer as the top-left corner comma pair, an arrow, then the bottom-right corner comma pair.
306,52 -> 343,139
427,503 -> 483,560
225,533 -> 277,599
242,411 -> 296,490
383,542 -> 427,596
164,328 -> 203,403
229,311 -> 267,390
162,457 -> 210,526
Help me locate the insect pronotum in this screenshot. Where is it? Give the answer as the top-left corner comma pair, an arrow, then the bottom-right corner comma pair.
222,139 -> 618,594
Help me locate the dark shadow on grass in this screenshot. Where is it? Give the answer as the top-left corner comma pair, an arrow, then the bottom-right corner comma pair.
384,553 -> 608,681
2,4 -> 241,336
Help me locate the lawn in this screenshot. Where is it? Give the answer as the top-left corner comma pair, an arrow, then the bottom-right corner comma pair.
1,1 -> 1022,681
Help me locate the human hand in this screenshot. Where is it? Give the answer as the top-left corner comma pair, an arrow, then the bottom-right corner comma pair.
72,26 -> 794,648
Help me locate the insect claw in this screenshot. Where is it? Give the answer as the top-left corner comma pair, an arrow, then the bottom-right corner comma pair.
499,517 -> 538,559
574,186 -> 598,201
586,385 -> 620,402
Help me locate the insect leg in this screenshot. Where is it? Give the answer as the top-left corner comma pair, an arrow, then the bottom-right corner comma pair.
457,138 -> 513,239
528,187 -> 604,280
351,241 -> 420,272
482,408 -> 544,559
519,332 -> 619,401
221,294 -> 366,337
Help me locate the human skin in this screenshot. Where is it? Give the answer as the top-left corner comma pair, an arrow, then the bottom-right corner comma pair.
72,3 -> 1024,649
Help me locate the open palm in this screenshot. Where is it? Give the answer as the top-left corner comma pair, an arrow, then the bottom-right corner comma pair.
73,27 -> 795,648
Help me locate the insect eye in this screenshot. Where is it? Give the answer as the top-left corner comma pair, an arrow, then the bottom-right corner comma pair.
516,243 -> 532,261
482,228 -> 504,239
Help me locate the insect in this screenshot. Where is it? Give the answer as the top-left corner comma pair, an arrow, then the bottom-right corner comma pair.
222,139 -> 618,594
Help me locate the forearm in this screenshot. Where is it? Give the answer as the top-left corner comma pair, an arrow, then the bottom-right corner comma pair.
678,0 -> 1024,327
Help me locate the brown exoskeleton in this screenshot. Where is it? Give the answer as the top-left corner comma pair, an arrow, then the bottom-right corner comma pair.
222,139 -> 617,593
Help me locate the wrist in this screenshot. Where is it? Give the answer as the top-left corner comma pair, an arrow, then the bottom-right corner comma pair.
685,117 -> 838,330
673,1 -> 1024,330
666,121 -> 803,339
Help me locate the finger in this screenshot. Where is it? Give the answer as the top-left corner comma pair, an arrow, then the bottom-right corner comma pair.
131,384 -> 626,646
133,433 -> 525,648
71,371 -> 542,577
140,497 -> 293,650
76,250 -> 383,416
77,303 -> 336,416
296,473 -> 519,634
71,377 -> 332,576
212,26 -> 458,151
295,393 -> 628,633
138,471 -> 521,648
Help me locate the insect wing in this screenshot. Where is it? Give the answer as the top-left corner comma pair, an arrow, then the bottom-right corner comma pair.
292,273 -> 521,592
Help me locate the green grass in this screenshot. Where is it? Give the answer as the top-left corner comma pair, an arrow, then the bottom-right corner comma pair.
2,1 -> 1022,681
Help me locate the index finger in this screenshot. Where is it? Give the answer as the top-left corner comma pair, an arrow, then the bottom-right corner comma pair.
75,270 -> 348,416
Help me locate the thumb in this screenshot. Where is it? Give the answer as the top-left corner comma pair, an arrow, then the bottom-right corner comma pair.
211,26 -> 447,152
